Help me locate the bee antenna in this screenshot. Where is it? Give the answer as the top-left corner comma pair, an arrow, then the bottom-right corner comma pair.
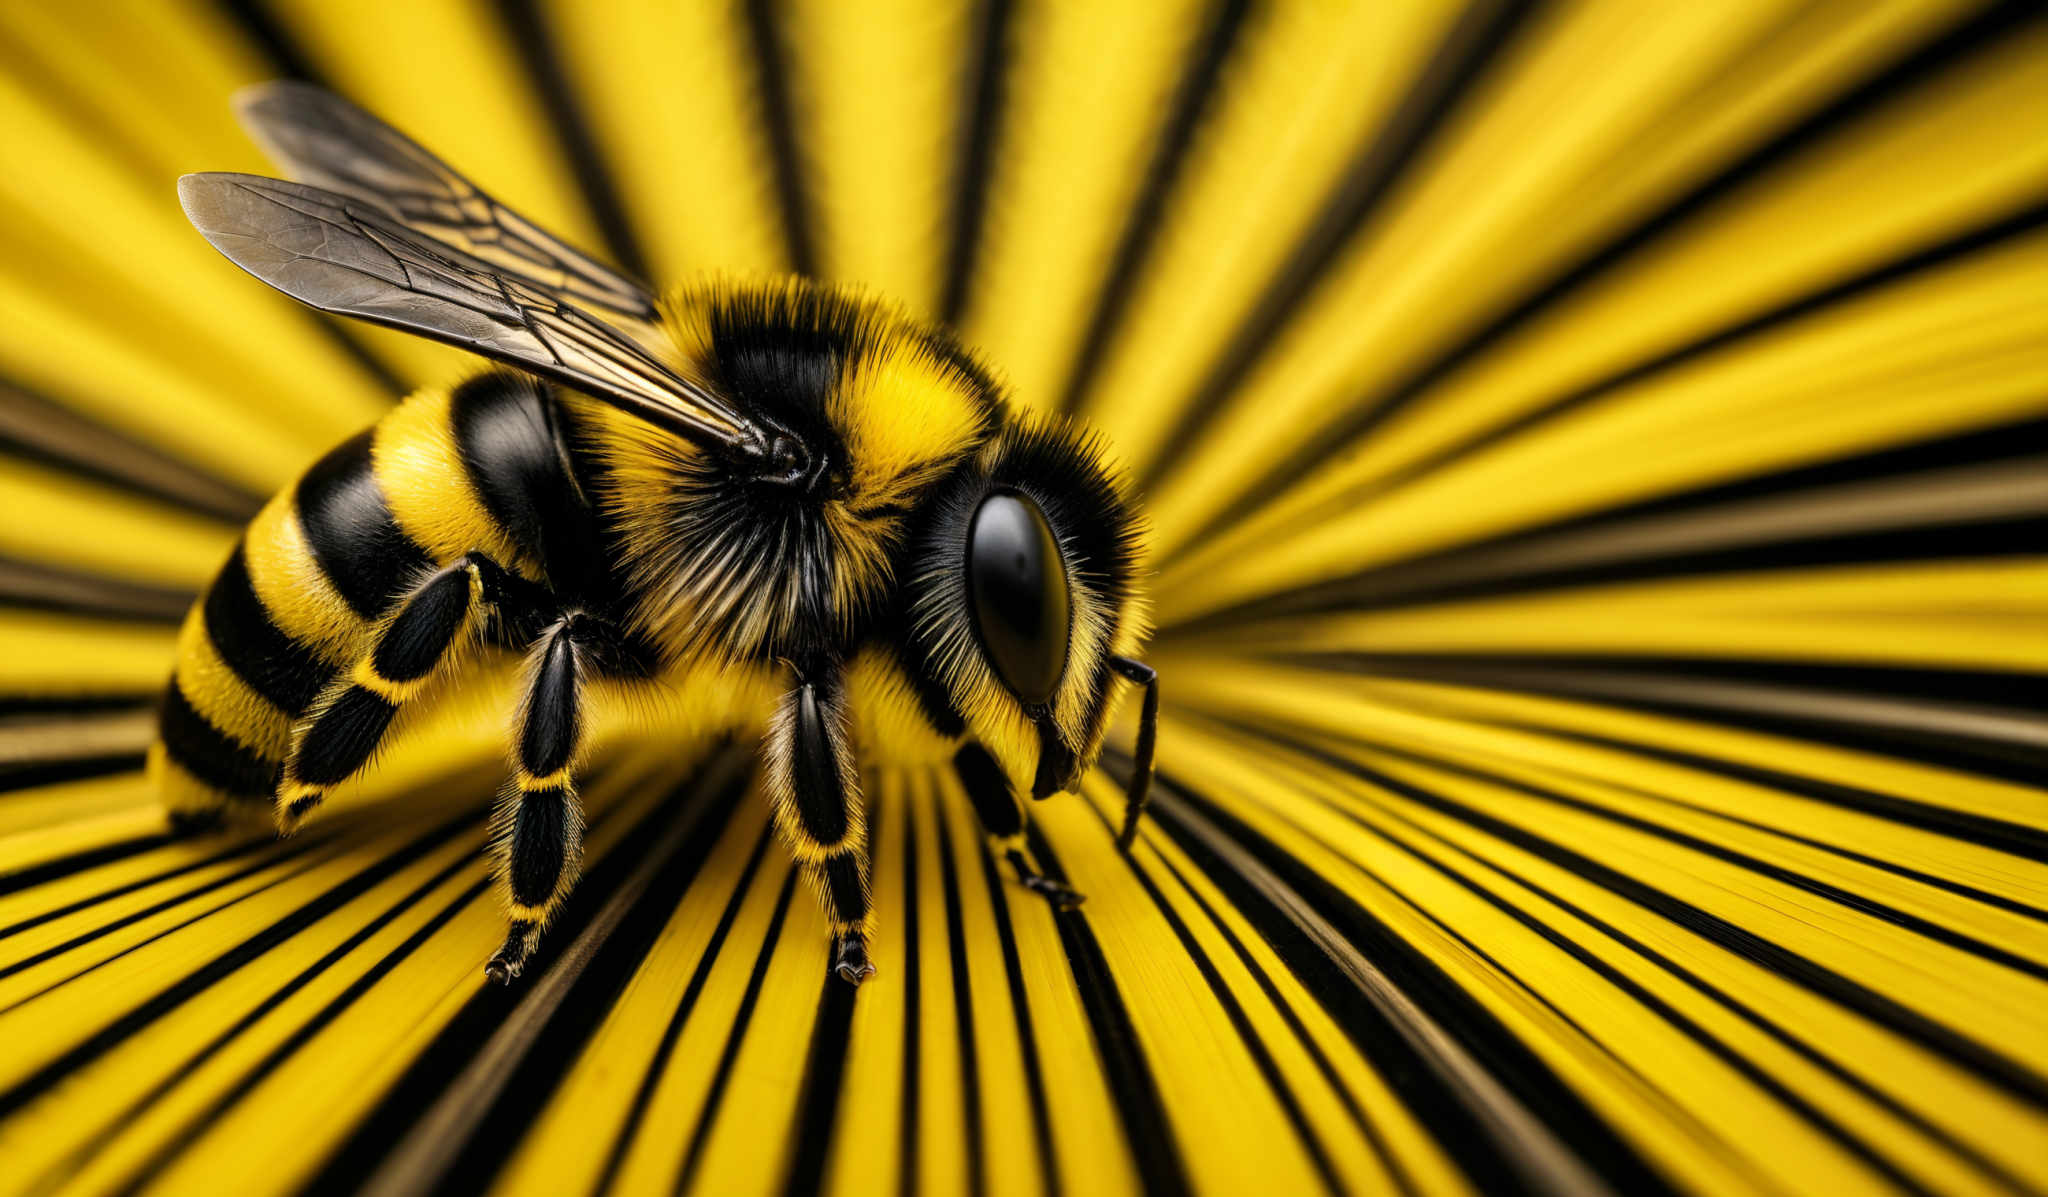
1108,656 -> 1158,852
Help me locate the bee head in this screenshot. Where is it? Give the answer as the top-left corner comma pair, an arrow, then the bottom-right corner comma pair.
906,419 -> 1149,800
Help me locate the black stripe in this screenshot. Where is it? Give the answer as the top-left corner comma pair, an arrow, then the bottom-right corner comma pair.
597,823 -> 777,1195
782,977 -> 860,1197
1165,2 -> 2045,549
1057,0 -> 1256,416
0,694 -> 154,719
1,377 -> 264,523
1149,779 -> 1672,1196
157,677 -> 279,797
675,871 -> 800,1194
781,799 -> 868,1197
492,0 -> 656,281
742,0 -> 816,275
448,372 -> 604,598
1132,0 -> 1536,496
290,686 -> 397,787
294,430 -> 434,619
1174,511 -> 2048,632
1297,652 -> 2048,729
975,814 -> 1060,1197
1345,732 -> 2048,981
317,758 -> 747,1193
898,795 -> 924,1197
1024,825 -> 1193,1196
1225,723 -> 2048,1107
0,835 -> 173,899
212,0 -> 326,85
1289,651 -> 2048,790
1196,734 -> 2028,1195
1081,801 -> 1345,1194
0,834 -> 334,991
1136,826 -> 1418,1197
0,555 -> 192,624
0,751 -> 146,794
203,544 -> 335,717
0,832 -> 282,944
0,807 -> 480,1118
937,801 -> 988,1194
92,869 -> 490,1193
940,0 -> 1013,323
1533,726 -> 2048,873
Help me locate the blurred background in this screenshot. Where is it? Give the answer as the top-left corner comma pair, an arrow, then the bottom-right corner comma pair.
0,2 -> 2044,1195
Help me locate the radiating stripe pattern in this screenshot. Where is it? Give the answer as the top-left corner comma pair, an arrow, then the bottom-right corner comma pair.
0,2 -> 2043,1195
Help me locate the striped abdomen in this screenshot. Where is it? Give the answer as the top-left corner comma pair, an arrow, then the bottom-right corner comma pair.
151,374 -> 573,824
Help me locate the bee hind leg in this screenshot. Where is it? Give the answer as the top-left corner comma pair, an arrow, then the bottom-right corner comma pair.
485,613 -> 600,984
277,552 -> 531,835
952,742 -> 1084,909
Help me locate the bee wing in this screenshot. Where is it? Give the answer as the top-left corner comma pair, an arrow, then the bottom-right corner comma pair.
231,80 -> 661,341
179,171 -> 762,453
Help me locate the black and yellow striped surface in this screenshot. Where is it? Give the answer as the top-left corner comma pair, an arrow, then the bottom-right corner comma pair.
1,2 -> 2044,1194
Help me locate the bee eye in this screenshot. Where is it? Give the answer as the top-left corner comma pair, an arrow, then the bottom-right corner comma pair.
966,491 -> 1071,705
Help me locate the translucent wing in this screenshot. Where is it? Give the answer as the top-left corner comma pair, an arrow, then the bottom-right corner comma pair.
232,80 -> 660,340
179,171 -> 763,454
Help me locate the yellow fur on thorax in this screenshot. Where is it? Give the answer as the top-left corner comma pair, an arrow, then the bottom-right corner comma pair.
826,336 -> 985,620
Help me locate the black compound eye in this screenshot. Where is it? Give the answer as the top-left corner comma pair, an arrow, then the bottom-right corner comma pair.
966,491 -> 1071,705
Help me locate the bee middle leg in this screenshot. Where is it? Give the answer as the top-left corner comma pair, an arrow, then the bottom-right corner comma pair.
766,657 -> 877,985
952,741 -> 1084,909
484,612 -> 607,984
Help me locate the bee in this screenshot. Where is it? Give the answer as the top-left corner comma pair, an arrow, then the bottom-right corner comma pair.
153,83 -> 1157,986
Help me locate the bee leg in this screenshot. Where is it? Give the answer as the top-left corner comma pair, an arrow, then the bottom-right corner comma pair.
766,657 -> 876,986
485,614 -> 595,984
277,552 -> 528,834
952,741 -> 1084,909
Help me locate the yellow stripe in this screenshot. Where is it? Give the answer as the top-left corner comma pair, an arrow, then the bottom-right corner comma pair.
496,785 -> 770,1195
0,610 -> 175,694
779,0 -> 967,312
371,386 -> 532,574
0,455 -> 235,589
243,492 -> 367,664
1160,701 -> 2048,1188
1164,227 -> 2048,618
176,605 -> 290,759
515,767 -> 573,793
145,742 -> 226,819
1098,771 -> 1471,1196
960,0 -> 1211,409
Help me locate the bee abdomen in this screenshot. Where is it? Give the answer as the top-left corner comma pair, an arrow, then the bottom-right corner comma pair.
155,379 -> 554,824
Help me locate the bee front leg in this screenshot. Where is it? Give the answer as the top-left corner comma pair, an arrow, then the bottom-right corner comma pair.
485,613 -> 598,984
766,657 -> 876,985
953,741 -> 1084,908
